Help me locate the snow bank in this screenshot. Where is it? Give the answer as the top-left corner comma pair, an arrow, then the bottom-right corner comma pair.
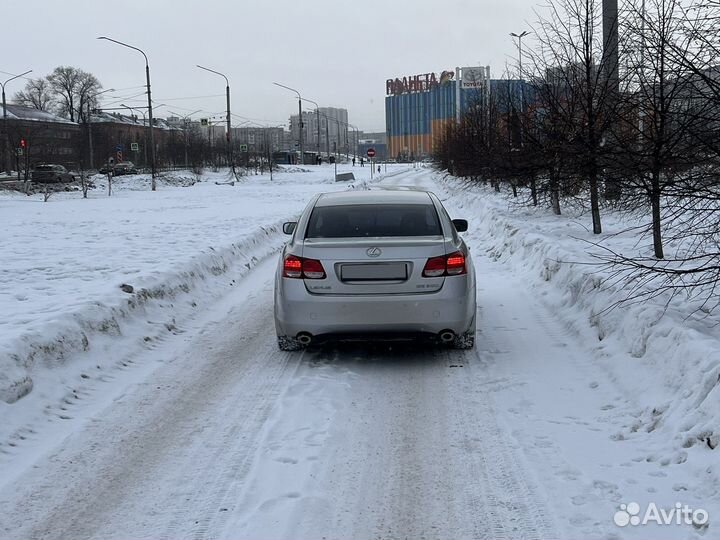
0,223 -> 285,405
437,176 -> 720,457
0,163 -> 389,407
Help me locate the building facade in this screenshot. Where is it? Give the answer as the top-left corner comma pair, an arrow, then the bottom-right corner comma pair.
1,104 -> 80,172
385,67 -> 527,160
289,107 -> 350,157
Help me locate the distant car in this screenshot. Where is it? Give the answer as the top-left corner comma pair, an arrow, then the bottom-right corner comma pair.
31,164 -> 77,183
274,189 -> 476,350
111,161 -> 138,176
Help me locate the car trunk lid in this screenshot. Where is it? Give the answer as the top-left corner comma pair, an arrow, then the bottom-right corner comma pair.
301,237 -> 446,295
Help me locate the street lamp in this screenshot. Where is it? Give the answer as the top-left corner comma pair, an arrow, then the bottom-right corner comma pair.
97,36 -> 157,189
510,31 -> 531,111
273,82 -> 303,164
197,65 -> 232,169
120,103 -> 165,168
347,123 -> 359,159
2,69 -> 32,173
301,97 -> 321,161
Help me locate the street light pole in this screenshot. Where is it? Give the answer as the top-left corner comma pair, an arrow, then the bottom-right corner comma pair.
273,82 -> 303,165
197,65 -> 232,169
98,36 -> 157,189
2,69 -> 32,174
510,31 -> 530,112
301,97 -> 321,162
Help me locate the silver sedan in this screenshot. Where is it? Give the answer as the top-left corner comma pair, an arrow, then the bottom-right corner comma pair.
274,190 -> 476,350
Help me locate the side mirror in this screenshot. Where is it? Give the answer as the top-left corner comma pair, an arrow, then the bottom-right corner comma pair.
282,222 -> 297,235
452,219 -> 468,233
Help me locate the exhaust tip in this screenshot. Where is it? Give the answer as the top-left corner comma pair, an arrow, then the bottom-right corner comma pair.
439,330 -> 455,343
296,332 -> 313,345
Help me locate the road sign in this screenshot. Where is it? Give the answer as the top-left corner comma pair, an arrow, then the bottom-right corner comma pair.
130,142 -> 139,151
108,157 -> 115,165
115,144 -> 124,152
16,148 -> 23,156
240,144 -> 248,152
366,148 -> 376,158
200,118 -> 209,126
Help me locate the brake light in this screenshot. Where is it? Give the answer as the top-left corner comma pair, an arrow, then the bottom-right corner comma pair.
422,251 -> 467,277
283,255 -> 326,279
445,251 -> 466,275
283,255 -> 303,278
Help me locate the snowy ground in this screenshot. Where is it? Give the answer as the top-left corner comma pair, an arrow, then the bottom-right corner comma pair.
0,167 -> 718,540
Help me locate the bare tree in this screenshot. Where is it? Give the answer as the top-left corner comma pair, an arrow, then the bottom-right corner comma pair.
616,0 -> 708,259
47,66 -> 102,123
13,78 -> 53,111
529,0 -> 621,231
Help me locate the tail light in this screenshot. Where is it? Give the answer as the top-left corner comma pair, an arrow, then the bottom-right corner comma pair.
283,255 -> 326,279
422,251 -> 466,277
302,258 -> 326,279
445,251 -> 466,275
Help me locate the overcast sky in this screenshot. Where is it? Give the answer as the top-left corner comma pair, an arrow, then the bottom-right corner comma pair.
2,0 -> 539,132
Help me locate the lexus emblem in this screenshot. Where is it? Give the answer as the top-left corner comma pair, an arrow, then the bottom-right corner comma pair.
366,247 -> 382,258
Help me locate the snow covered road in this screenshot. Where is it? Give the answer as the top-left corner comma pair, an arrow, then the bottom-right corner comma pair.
1,169 -> 716,540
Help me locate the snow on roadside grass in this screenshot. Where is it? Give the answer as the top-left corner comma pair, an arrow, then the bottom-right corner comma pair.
0,164 -> 381,408
437,174 -> 720,463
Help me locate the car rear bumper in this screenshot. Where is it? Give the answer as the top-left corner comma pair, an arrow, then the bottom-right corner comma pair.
274,274 -> 475,338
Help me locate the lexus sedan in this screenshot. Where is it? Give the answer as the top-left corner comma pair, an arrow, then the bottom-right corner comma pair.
274,190 -> 476,350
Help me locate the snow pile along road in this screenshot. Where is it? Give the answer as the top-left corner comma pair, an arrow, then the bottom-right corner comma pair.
439,176 -> 720,464
0,165 -> 384,406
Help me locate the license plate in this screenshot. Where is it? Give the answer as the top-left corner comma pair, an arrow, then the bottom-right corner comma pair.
340,262 -> 407,281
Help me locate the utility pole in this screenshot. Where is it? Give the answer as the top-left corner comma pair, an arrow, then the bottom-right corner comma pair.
301,98 -> 321,161
197,65 -> 232,169
274,82 -> 304,164
98,37 -> 157,189
2,70 -> 32,174
510,31 -> 530,112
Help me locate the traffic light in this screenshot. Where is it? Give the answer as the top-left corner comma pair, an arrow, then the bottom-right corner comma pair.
20,138 -> 26,149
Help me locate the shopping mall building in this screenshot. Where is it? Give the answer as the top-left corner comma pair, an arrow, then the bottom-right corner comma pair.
385,67 -> 525,160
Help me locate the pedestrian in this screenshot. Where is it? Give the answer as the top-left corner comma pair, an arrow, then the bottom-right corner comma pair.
352,157 -> 356,166
377,165 -> 381,174
360,157 -> 364,167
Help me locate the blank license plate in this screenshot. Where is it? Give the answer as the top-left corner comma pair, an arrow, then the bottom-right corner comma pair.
341,263 -> 407,281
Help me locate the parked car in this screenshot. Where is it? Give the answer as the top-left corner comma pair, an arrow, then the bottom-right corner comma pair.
111,162 -> 138,176
98,162 -> 138,175
31,164 -> 78,183
274,189 -> 476,350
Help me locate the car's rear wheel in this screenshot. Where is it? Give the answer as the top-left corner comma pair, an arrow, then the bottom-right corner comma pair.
451,317 -> 476,349
277,335 -> 304,351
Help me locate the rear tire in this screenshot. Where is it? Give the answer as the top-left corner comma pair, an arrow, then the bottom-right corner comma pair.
277,335 -> 304,351
452,317 -> 476,350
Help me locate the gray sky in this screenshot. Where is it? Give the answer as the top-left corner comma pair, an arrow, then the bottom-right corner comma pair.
3,0 -> 538,132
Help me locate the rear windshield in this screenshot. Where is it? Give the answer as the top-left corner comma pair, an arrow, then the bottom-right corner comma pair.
35,165 -> 54,171
306,204 -> 442,238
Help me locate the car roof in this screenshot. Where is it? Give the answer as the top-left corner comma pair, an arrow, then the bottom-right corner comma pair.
315,190 -> 434,207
